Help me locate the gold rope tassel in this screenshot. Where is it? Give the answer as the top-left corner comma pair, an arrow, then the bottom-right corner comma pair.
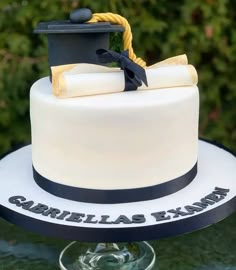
89,13 -> 146,67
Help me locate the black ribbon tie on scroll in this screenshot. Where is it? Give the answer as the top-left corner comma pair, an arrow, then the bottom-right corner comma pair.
96,49 -> 148,91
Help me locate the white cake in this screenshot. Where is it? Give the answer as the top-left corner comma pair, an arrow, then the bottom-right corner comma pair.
30,76 -> 199,202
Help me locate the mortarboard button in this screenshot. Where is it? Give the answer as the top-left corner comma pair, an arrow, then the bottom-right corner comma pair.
70,8 -> 93,24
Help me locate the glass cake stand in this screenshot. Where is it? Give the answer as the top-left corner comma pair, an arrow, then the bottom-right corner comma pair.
59,241 -> 156,270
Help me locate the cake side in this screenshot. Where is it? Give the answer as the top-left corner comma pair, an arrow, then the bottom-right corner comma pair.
30,77 -> 199,190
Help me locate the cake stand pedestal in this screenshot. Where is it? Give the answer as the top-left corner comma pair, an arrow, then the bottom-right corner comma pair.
59,241 -> 155,269
0,140 -> 235,269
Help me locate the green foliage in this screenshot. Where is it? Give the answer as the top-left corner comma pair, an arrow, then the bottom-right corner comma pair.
0,0 -> 236,154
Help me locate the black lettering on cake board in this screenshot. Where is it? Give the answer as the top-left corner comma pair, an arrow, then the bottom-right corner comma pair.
9,196 -> 26,206
84,215 -> 98,224
213,187 -> 230,196
43,208 -> 61,218
57,211 -> 71,220
29,203 -> 49,214
7,187 -> 230,226
205,193 -> 224,203
21,200 -> 35,210
167,207 -> 190,218
151,211 -> 171,221
132,214 -> 146,224
66,212 -> 85,223
99,215 -> 113,224
113,215 -> 132,224
193,199 -> 215,209
184,205 -> 203,215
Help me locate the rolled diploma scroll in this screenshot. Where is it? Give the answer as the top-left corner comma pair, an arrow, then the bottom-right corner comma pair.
51,55 -> 198,98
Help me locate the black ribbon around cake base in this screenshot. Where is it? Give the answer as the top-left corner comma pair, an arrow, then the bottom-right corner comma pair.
32,162 -> 197,204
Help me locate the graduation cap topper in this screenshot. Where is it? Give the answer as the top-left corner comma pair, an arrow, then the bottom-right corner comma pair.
34,8 -> 150,91
34,9 -> 198,96
34,8 -> 125,68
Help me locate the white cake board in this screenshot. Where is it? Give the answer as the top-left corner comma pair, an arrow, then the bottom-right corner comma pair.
0,140 -> 235,242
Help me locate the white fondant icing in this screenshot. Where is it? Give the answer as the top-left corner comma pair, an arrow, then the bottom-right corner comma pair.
30,77 -> 199,189
0,141 -> 235,229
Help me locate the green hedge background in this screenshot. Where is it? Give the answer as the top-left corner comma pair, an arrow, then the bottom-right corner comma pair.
0,0 -> 236,154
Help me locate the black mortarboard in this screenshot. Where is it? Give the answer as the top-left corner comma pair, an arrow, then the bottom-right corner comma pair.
34,8 -> 124,69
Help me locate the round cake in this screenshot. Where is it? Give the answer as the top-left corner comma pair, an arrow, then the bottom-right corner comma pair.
30,77 -> 199,203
